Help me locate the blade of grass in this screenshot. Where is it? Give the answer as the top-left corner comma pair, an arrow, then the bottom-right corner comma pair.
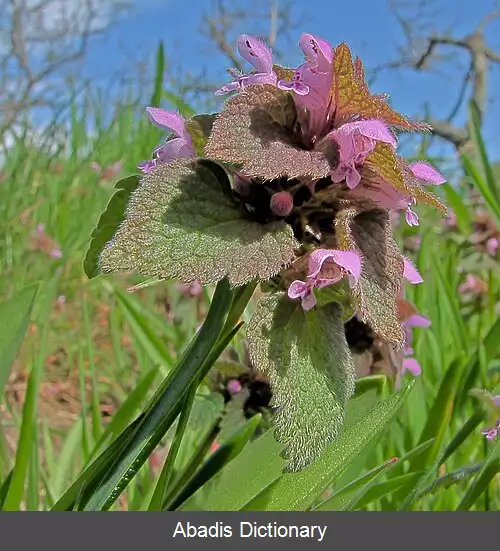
461,155 -> 500,224
2,321 -> 47,510
83,300 -> 103,441
150,42 -> 165,107
88,366 -> 159,461
314,458 -> 398,511
148,383 -> 198,511
80,280 -> 238,510
49,419 -> 84,501
438,410 -> 485,466
468,100 -> 500,204
0,284 -> 39,403
179,387 -> 386,511
168,414 -> 262,511
314,439 -> 434,511
457,317 -> 500,408
411,360 -> 463,471
456,438 -> 500,510
0,471 -> 13,510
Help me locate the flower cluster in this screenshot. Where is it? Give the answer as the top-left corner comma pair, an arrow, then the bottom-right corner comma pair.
93,31 -> 451,472
135,32 -> 447,372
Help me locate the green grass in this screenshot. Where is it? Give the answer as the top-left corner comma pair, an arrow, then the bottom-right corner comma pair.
1,62 -> 500,510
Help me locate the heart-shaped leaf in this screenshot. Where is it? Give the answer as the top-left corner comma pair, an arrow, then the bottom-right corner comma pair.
247,293 -> 355,471
97,159 -> 297,286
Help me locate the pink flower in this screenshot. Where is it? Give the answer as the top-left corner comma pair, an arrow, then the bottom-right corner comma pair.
216,35 -> 277,95
481,419 -> 500,440
342,158 -> 443,228
409,162 -> 446,185
400,313 -> 431,378
90,161 -> 123,180
444,209 -> 457,228
227,379 -> 242,395
486,237 -> 499,257
288,249 -> 361,310
278,33 -> 333,142
403,257 -> 423,284
347,173 -> 420,227
402,314 -> 431,355
401,357 -> 422,377
50,248 -> 63,259
458,274 -> 488,294
175,281 -> 203,297
329,120 -> 396,189
138,108 -> 195,173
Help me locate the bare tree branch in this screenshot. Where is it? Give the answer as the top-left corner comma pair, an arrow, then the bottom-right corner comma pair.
0,0 -> 129,134
374,0 -> 500,152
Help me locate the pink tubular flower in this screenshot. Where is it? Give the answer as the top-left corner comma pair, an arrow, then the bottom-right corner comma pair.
137,108 -> 195,173
346,162 -> 444,228
481,420 -> 500,440
329,120 -> 397,189
458,274 -> 488,294
409,162 -> 447,185
486,237 -> 499,257
346,171 -> 421,227
403,257 -> 423,284
288,249 -> 361,310
216,34 -> 277,95
400,312 -> 431,377
278,33 -> 333,142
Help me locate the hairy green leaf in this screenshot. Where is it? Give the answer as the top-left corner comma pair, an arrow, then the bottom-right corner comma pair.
247,293 -> 355,471
205,85 -> 331,180
336,208 -> 405,346
84,175 -> 140,279
186,114 -> 217,155
98,159 -> 297,286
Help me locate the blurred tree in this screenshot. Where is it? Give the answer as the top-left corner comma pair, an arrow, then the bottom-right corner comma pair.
375,0 -> 500,154
0,0 -> 129,137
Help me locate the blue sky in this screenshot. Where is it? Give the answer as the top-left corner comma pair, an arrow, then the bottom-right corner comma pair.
83,0 -> 500,160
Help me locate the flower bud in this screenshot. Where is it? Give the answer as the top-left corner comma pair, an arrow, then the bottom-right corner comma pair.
270,191 -> 294,217
227,379 -> 242,395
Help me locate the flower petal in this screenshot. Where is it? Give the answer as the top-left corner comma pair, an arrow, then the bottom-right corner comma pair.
155,138 -> 195,164
299,33 -> 333,72
301,290 -> 317,310
410,161 -> 446,185
344,120 -> 397,148
308,249 -> 362,282
288,280 -> 308,300
237,34 -> 273,74
405,206 -> 419,227
405,314 -> 431,328
403,257 -> 423,284
239,72 -> 277,88
146,107 -> 186,136
215,80 -> 240,96
137,159 -> 156,173
402,357 -> 422,376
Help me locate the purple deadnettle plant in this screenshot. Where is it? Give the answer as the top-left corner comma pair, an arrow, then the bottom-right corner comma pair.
84,33 -> 446,472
